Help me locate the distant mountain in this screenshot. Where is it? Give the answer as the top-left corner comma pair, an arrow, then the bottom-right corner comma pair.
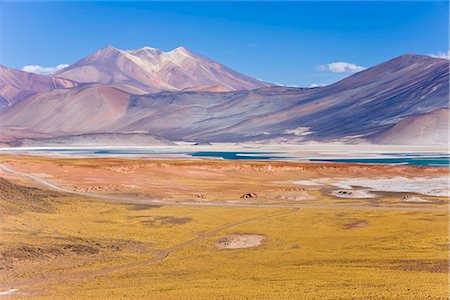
370,108 -> 449,145
0,65 -> 78,108
0,84 -> 131,136
9,133 -> 174,147
0,53 -> 448,145
54,45 -> 272,92
105,54 -> 449,143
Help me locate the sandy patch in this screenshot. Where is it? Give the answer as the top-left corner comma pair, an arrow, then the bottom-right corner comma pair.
291,180 -> 322,186
291,178 -> 336,186
216,234 -> 265,249
291,177 -> 449,198
0,289 -> 17,296
401,196 -> 433,203
334,177 -> 449,197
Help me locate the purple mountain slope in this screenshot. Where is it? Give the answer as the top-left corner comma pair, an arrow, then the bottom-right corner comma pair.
0,65 -> 78,108
370,108 -> 449,145
108,54 -> 449,143
0,53 -> 448,145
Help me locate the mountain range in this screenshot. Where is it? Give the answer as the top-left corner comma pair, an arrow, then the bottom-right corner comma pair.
0,45 -> 448,145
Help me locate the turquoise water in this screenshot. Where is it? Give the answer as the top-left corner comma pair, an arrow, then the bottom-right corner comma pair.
4,149 -> 449,166
18,149 -> 282,160
190,151 -> 281,160
195,152 -> 449,166
25,149 -> 280,160
310,156 -> 449,167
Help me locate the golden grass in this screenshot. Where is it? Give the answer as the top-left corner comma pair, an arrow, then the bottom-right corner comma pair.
0,155 -> 448,299
1,196 -> 448,299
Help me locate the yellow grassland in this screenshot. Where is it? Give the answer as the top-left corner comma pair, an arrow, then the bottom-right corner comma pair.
1,195 -> 448,299
0,155 -> 448,299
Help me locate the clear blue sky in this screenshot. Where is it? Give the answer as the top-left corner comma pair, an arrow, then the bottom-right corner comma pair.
0,1 -> 448,87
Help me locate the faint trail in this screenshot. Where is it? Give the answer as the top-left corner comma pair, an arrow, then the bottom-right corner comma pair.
0,163 -> 73,193
0,208 -> 297,293
0,163 -> 446,212
81,208 -> 297,276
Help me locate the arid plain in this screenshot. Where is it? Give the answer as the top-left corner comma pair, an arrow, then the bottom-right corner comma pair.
0,154 -> 448,299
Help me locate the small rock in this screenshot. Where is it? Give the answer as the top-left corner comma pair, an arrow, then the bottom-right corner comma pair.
240,193 -> 258,198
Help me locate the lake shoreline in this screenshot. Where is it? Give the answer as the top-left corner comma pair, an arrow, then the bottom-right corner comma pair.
0,143 -> 448,167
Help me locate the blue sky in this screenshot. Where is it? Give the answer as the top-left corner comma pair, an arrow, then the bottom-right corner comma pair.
0,1 -> 448,87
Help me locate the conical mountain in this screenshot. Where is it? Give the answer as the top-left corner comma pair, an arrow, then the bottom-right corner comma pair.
54,45 -> 273,92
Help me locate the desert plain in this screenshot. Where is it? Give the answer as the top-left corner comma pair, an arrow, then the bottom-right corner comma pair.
0,153 -> 448,299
